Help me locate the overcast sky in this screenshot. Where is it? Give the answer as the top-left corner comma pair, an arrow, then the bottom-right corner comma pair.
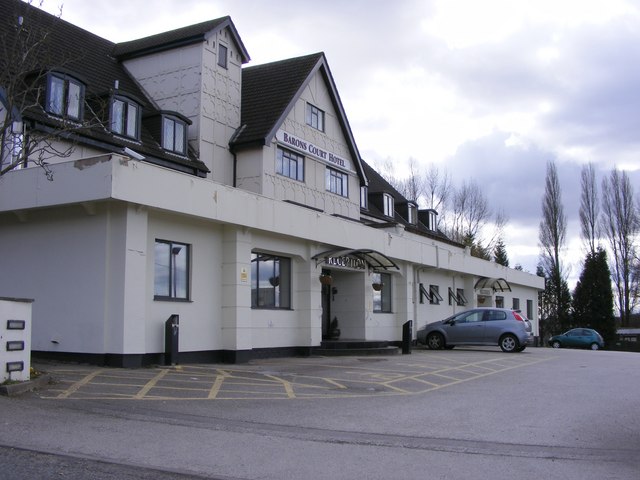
37,0 -> 640,285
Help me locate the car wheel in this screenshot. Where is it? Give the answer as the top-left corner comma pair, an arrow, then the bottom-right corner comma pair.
551,341 -> 561,348
427,332 -> 445,350
590,343 -> 600,351
499,334 -> 518,353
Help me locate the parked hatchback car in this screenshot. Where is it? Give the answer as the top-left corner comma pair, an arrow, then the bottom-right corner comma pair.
416,308 -> 531,353
549,328 -> 604,350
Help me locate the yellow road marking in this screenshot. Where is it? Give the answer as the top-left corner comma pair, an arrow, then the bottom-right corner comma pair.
263,374 -> 296,398
134,369 -> 169,399
208,369 -> 230,399
56,370 -> 103,399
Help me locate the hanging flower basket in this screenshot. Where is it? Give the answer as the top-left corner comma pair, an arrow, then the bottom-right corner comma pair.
269,276 -> 280,287
372,282 -> 383,291
319,274 -> 332,285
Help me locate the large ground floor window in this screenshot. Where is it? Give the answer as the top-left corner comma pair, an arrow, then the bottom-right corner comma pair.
154,240 -> 190,300
372,272 -> 392,313
251,252 -> 291,309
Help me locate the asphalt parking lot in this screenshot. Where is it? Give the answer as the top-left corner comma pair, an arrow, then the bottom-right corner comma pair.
38,346 -> 554,401
2,347 -> 639,480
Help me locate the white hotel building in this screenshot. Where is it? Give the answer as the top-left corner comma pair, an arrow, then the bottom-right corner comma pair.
0,0 -> 544,366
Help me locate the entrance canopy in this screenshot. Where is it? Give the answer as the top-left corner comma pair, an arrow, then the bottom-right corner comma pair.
474,277 -> 512,292
312,248 -> 400,271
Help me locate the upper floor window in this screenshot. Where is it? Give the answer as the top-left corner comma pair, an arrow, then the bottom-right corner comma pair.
383,193 -> 394,217
251,252 -> 291,309
218,43 -> 228,68
276,147 -> 304,181
326,167 -> 348,197
162,116 -> 187,154
407,203 -> 417,224
46,73 -> 84,120
360,186 -> 369,209
111,97 -> 140,139
306,103 -> 324,132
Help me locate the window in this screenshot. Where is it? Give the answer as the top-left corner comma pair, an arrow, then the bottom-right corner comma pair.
512,298 -> 520,310
360,186 -> 368,209
111,97 -> 140,139
495,296 -> 504,308
1,121 -> 24,171
408,203 -> 417,224
419,284 -> 443,305
251,253 -> 291,309
218,43 -> 228,68
162,116 -> 187,154
306,103 -> 324,132
383,193 -> 394,217
326,167 -> 348,197
46,74 -> 83,120
527,299 -> 533,320
154,240 -> 190,300
276,147 -> 304,181
372,272 -> 392,313
448,287 -> 467,306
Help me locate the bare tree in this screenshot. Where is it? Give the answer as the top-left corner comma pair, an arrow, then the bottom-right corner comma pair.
448,179 -> 491,243
0,1 -> 98,179
601,168 -> 639,326
579,163 -> 599,255
539,160 -> 571,333
423,163 -> 451,228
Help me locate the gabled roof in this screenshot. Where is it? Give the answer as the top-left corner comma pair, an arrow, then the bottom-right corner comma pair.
113,17 -> 250,63
1,0 -> 208,176
231,52 -> 367,186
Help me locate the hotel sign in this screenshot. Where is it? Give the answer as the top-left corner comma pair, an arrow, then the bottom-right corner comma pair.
323,255 -> 366,270
276,130 -> 352,172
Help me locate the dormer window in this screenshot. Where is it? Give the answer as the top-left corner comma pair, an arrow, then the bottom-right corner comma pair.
407,203 -> 417,224
360,186 -> 369,209
162,116 -> 186,154
383,193 -> 394,217
46,73 -> 84,120
111,96 -> 140,139
306,103 -> 324,132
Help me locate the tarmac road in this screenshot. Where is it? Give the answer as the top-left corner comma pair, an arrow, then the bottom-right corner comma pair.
1,347 -> 639,479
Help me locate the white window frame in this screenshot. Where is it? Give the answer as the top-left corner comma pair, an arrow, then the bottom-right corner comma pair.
383,193 -> 394,217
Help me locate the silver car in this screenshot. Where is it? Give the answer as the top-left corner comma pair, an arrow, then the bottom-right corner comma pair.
417,308 -> 531,352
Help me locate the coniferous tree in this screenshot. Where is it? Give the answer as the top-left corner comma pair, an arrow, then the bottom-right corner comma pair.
494,239 -> 509,267
572,248 -> 617,346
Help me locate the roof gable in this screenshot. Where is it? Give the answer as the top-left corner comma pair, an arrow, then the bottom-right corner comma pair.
112,17 -> 250,63
232,52 -> 367,186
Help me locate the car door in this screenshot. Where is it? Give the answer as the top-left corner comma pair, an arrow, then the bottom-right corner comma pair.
564,329 -> 583,347
482,309 -> 510,344
444,309 -> 485,344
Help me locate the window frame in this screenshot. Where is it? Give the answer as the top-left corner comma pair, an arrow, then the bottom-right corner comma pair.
218,43 -> 228,68
276,147 -> 305,182
326,167 -> 349,197
448,287 -> 467,306
154,239 -> 190,301
407,203 -> 417,224
111,96 -> 140,139
360,186 -> 369,209
162,115 -> 187,154
45,73 -> 84,120
305,103 -> 325,132
372,272 -> 392,313
383,193 -> 394,217
251,252 -> 292,310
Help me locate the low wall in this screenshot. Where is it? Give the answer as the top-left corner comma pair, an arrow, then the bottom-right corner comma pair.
0,297 -> 33,382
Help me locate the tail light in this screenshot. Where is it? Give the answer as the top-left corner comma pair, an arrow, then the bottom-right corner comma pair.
513,312 -> 524,321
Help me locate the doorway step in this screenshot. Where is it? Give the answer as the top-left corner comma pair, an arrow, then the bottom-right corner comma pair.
313,340 -> 400,356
